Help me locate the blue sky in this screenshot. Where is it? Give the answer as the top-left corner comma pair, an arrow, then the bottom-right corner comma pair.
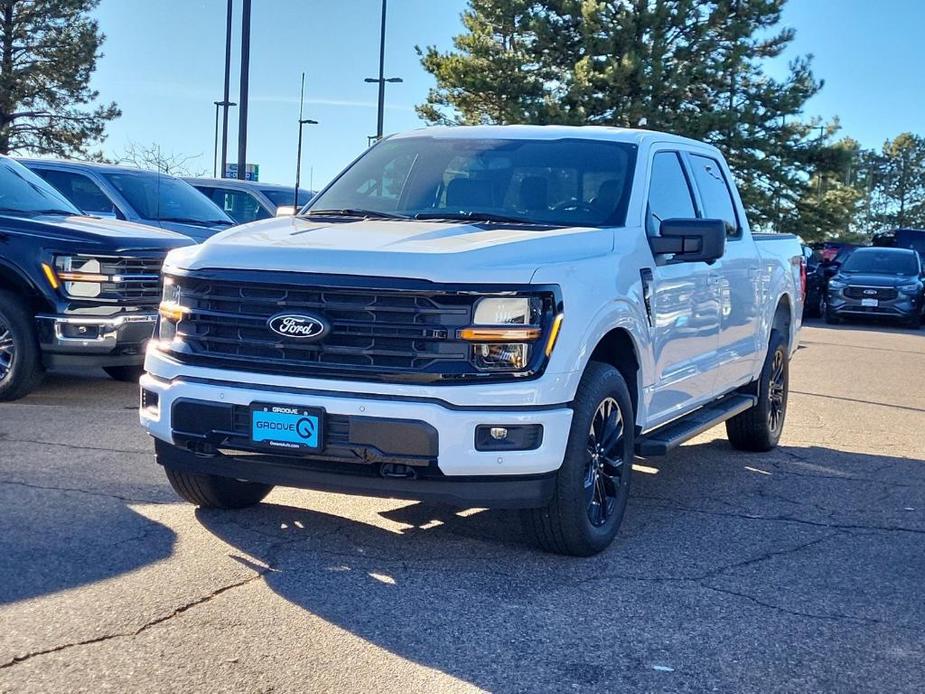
90,0 -> 925,187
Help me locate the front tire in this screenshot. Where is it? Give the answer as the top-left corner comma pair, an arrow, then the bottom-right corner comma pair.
103,365 -> 145,382
521,362 -> 634,556
164,468 -> 274,509
726,330 -> 789,452
0,290 -> 44,402
824,306 -> 841,325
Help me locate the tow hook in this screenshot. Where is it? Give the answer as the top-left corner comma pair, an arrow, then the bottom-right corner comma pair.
380,463 -> 417,480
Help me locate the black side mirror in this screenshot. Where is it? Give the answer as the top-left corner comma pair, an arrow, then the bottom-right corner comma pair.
650,218 -> 726,264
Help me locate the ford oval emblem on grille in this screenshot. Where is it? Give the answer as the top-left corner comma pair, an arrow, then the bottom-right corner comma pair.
267,313 -> 329,340
863,289 -> 877,295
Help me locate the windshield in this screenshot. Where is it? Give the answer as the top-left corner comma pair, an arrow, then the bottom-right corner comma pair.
263,188 -> 313,207
0,158 -> 81,216
307,137 -> 638,227
103,172 -> 232,225
841,249 -> 919,275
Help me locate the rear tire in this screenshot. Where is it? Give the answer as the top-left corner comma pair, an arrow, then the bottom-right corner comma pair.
0,290 -> 44,402
726,330 -> 789,452
521,362 -> 634,556
103,365 -> 145,382
164,468 -> 273,509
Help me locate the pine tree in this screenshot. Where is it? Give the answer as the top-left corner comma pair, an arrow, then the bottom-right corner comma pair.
418,0 -> 829,230
0,0 -> 120,157
871,133 -> 925,230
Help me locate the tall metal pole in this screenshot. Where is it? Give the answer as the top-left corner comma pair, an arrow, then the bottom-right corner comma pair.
236,0 -> 251,180
219,0 -> 233,178
375,0 -> 387,140
212,101 -> 221,177
295,73 -> 305,208
364,0 -> 401,143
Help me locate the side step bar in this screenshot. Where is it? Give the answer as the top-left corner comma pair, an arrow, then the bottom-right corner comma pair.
635,393 -> 758,457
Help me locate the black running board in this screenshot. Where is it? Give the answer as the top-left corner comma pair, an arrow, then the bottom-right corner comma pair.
635,393 -> 758,457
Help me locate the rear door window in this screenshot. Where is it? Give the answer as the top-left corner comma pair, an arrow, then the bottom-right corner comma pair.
34,169 -> 118,217
201,187 -> 269,224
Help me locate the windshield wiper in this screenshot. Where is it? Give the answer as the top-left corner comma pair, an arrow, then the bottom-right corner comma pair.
157,217 -> 229,226
305,208 -> 407,220
0,207 -> 75,217
413,211 -> 549,225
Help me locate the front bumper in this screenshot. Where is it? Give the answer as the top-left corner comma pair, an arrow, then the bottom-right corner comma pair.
139,372 -> 573,507
35,312 -> 157,368
828,292 -> 921,320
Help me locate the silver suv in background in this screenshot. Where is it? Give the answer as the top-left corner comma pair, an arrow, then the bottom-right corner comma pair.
18,160 -> 235,242
185,178 -> 315,224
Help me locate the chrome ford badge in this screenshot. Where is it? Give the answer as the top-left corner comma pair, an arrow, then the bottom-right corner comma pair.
267,313 -> 329,340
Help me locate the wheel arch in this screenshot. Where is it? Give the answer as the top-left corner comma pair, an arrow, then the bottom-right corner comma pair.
772,293 -> 793,349
0,261 -> 53,314
587,326 -> 642,429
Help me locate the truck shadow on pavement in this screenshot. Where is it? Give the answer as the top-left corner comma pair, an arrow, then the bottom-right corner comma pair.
0,493 -> 176,606
194,439 -> 925,691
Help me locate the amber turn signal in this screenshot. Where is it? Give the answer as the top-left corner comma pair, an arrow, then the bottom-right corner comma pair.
458,326 -> 542,342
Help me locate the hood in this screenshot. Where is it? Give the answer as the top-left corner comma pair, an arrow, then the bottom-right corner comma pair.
166,217 -> 613,283
0,213 -> 195,252
837,272 -> 917,288
155,220 -> 232,243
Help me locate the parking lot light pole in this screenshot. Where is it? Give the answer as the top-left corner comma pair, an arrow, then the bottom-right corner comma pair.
219,0 -> 234,179
294,73 -> 318,208
364,0 -> 402,141
295,119 -> 318,208
236,0 -> 251,180
213,100 -> 236,177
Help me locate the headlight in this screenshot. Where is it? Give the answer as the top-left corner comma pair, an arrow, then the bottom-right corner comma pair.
157,276 -> 184,342
459,296 -> 545,371
472,297 -> 537,325
52,256 -> 107,298
898,282 -> 922,294
828,279 -> 846,290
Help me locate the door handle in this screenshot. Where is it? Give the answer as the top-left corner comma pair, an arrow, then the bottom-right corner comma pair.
747,266 -> 760,279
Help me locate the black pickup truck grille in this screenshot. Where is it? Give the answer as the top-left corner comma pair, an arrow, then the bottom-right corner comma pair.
98,256 -> 166,304
168,274 -> 484,379
844,286 -> 898,301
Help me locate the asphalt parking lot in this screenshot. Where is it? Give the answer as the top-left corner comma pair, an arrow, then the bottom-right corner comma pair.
0,321 -> 922,693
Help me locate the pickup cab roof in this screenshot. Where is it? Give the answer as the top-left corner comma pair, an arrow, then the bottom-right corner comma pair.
390,124 -> 722,153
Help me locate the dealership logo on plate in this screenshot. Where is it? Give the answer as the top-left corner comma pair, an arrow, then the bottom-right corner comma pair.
267,313 -> 329,340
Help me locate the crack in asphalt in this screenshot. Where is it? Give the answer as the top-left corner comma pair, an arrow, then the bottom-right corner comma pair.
633,494 -> 925,535
790,390 -> 925,414
0,572 -> 267,671
696,583 -> 887,625
0,479 -> 169,505
0,437 -> 149,455
774,448 -> 923,487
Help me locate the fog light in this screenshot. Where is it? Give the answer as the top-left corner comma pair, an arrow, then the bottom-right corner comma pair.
475,424 -> 543,451
140,388 -> 159,413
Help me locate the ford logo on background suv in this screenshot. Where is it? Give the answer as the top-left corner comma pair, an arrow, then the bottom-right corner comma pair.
267,313 -> 329,340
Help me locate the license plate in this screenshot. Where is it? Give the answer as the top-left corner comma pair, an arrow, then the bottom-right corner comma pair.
250,403 -> 323,451
861,298 -> 878,307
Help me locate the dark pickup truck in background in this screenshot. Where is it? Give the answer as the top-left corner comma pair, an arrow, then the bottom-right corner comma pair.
0,156 -> 192,400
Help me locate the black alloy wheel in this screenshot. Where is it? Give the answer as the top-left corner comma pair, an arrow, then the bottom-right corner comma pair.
584,396 -> 627,527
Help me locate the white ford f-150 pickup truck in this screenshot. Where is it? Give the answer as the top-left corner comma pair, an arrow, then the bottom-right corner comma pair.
140,126 -> 804,556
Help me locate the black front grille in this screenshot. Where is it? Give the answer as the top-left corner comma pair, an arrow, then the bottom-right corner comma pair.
167,272 -> 549,382
844,286 -> 898,301
72,254 -> 166,304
